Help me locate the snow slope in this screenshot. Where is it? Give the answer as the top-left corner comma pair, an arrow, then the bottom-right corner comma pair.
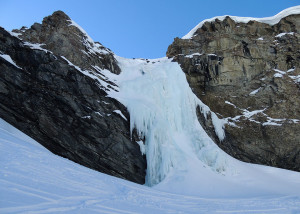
1,119 -> 300,213
183,5 -> 300,39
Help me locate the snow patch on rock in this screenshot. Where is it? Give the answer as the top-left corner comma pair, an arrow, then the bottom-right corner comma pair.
8,31 -> 22,38
23,42 -> 52,53
273,68 -> 299,84
183,6 -> 300,39
249,87 -> 261,95
0,53 -> 22,69
68,19 -> 109,55
113,110 -> 127,121
61,56 -> 118,92
185,53 -> 202,58
275,32 -> 295,38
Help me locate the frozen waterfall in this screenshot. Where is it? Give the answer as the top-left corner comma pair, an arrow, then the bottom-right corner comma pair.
109,57 -> 229,186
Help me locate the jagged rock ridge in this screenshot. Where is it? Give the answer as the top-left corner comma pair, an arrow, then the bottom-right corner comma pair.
14,11 -> 121,75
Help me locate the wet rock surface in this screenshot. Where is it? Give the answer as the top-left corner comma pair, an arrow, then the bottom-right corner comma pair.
0,24 -> 146,183
167,14 -> 300,171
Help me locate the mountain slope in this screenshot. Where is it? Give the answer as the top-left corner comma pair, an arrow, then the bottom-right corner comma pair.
167,5 -> 300,172
1,7 -> 300,213
0,26 -> 146,183
1,118 -> 300,213
14,11 -> 121,74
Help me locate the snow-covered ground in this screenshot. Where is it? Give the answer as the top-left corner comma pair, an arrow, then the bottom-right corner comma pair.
1,118 -> 300,213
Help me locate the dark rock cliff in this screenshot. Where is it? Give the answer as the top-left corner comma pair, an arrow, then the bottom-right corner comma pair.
167,14 -> 300,171
0,13 -> 146,183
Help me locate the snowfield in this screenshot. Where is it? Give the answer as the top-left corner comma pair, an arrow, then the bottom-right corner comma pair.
1,118 -> 300,213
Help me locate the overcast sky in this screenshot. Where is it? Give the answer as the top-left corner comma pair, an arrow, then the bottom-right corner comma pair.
0,0 -> 299,58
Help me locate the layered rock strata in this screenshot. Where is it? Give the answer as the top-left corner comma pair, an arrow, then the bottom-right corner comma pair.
167,12 -> 300,171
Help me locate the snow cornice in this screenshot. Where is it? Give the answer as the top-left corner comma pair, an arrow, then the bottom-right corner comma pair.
182,5 -> 300,39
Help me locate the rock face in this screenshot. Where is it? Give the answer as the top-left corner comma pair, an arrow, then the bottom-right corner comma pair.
14,11 -> 121,74
0,12 -> 146,184
167,14 -> 300,171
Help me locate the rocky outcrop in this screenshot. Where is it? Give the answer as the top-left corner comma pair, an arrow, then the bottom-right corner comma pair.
0,20 -> 146,183
14,11 -> 120,74
167,13 -> 300,171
